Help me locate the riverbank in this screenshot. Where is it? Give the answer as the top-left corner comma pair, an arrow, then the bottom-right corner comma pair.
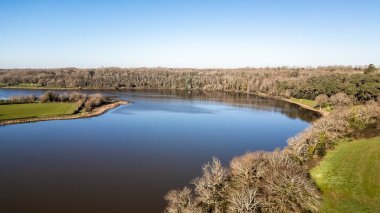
0,100 -> 128,126
0,86 -> 327,117
252,91 -> 328,116
163,97 -> 379,212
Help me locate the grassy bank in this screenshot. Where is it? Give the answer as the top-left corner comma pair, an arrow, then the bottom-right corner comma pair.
0,103 -> 77,121
0,101 -> 128,126
311,137 -> 380,212
289,97 -> 332,112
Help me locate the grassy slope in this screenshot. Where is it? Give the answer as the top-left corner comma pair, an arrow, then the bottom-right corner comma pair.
0,103 -> 77,121
311,137 -> 380,213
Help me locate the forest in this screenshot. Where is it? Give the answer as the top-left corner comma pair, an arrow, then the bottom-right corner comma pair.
0,65 -> 379,104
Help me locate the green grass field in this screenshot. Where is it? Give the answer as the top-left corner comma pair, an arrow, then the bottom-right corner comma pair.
0,103 -> 78,121
290,97 -> 317,108
311,137 -> 380,213
290,97 -> 332,112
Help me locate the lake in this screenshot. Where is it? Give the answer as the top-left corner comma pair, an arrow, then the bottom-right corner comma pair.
0,89 -> 319,213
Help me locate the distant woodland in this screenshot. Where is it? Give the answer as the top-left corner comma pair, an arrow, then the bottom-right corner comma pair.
0,65 -> 379,103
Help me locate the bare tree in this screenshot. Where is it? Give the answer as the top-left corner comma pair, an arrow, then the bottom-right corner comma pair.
228,187 -> 259,213
192,158 -> 228,213
164,187 -> 201,213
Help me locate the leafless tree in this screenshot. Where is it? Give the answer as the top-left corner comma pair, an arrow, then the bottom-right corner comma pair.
164,187 -> 201,213
228,187 -> 259,213
192,158 -> 228,213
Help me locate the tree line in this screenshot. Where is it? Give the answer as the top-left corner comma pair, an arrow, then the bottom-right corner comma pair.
0,65 -> 378,103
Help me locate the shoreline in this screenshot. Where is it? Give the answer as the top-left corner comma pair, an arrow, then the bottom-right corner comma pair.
250,92 -> 328,117
1,86 -> 327,117
0,100 -> 129,126
280,97 -> 328,116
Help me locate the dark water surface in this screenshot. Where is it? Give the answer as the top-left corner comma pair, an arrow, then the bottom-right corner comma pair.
0,89 -> 319,213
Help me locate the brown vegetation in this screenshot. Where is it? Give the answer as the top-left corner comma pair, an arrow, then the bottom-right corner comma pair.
0,66 -> 378,103
8,95 -> 37,104
165,102 -> 380,213
315,94 -> 329,108
165,153 -> 320,213
329,92 -> 354,106
286,102 -> 380,164
84,93 -> 105,112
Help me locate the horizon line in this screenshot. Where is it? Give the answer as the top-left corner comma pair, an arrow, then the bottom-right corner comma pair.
0,64 -> 375,70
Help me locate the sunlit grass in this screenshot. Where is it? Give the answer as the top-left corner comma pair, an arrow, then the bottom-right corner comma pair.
290,97 -> 332,112
0,103 -> 77,121
311,137 -> 380,212
290,97 -> 317,108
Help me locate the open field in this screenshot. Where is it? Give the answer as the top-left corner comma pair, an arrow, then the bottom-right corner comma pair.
290,97 -> 317,108
0,101 -> 128,126
290,97 -> 332,112
311,137 -> 380,213
0,103 -> 77,121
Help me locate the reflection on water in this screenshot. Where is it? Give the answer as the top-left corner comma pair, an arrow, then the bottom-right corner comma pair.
0,89 -> 319,213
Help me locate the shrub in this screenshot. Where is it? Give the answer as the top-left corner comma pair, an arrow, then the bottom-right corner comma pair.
58,93 -> 69,102
69,92 -> 86,102
329,93 -> 353,106
84,94 -> 104,112
9,95 -> 37,104
364,64 -> 376,74
315,94 -> 329,108
39,91 -> 59,103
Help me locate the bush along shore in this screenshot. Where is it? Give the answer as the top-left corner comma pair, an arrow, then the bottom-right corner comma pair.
164,101 -> 380,213
0,91 -> 128,126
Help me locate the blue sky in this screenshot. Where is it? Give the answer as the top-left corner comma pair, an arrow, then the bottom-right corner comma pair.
0,0 -> 379,68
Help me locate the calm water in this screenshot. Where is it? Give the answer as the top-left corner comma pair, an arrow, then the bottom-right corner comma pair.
0,89 -> 319,213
